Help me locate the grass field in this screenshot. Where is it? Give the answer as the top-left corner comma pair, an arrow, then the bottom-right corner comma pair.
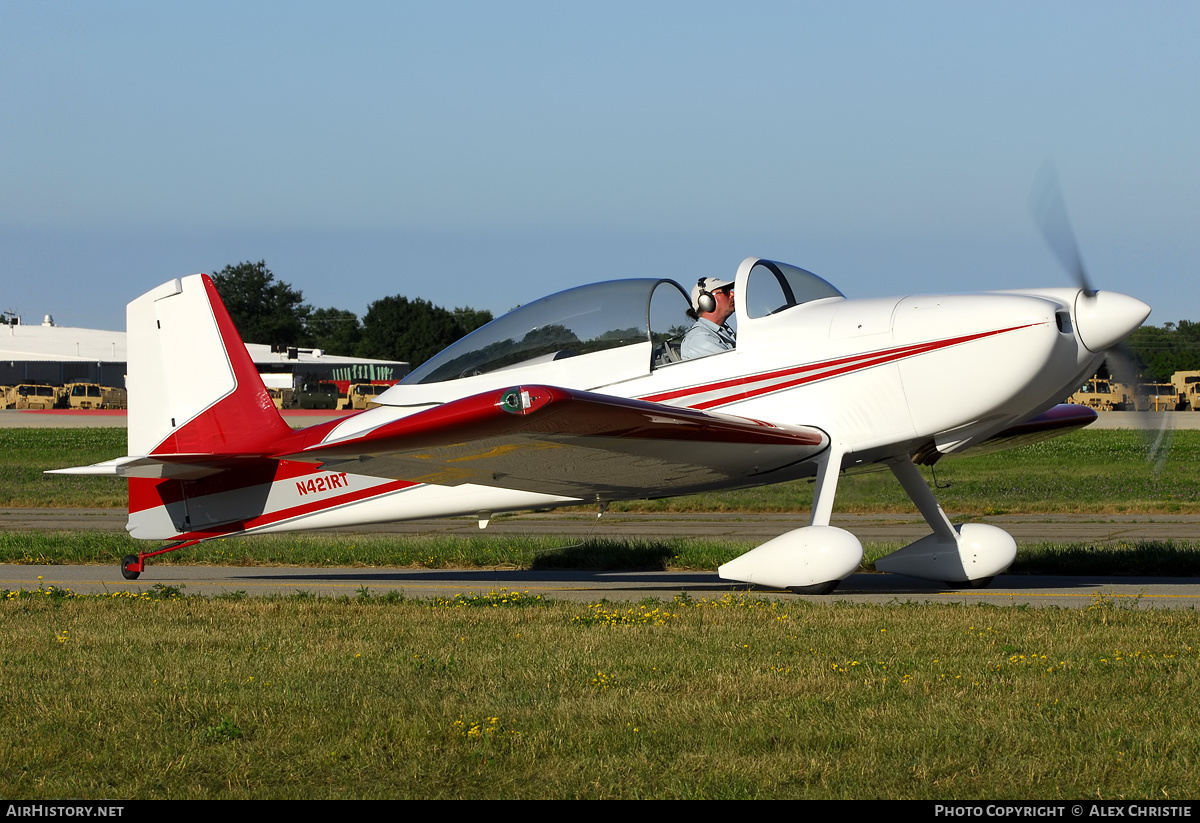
4,430 -> 1199,800
6,427 -> 1200,514
2,586 -> 1197,799
1,428 -> 128,508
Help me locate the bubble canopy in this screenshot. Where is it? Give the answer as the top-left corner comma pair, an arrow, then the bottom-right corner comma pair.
403,279 -> 690,385
401,261 -> 845,386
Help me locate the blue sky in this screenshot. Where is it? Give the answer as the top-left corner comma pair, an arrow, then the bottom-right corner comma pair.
3,1 -> 1196,331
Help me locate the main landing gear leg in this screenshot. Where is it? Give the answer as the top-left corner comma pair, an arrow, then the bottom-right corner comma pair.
888,457 -> 958,543
875,457 -> 1016,587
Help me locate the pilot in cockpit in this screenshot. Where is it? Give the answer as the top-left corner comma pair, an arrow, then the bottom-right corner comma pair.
681,277 -> 737,359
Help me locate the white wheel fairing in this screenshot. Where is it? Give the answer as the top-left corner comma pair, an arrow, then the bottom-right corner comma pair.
718,525 -> 863,589
875,523 -> 1016,583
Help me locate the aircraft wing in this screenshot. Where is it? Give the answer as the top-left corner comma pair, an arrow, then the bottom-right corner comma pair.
953,403 -> 1099,457
276,385 -> 831,499
912,403 -> 1099,465
976,403 -> 1098,450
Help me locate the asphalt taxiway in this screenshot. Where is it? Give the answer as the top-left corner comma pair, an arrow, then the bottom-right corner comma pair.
3,508 -> 1197,608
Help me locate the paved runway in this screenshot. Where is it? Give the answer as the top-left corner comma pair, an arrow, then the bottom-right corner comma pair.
3,508 -> 1198,608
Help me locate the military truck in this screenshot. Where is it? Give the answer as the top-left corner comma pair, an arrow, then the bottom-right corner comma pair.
336,382 -> 389,411
295,380 -> 339,410
1170,370 -> 1200,411
61,382 -> 127,409
1064,378 -> 1133,411
267,387 -> 296,410
2,384 -> 60,409
1136,382 -> 1185,412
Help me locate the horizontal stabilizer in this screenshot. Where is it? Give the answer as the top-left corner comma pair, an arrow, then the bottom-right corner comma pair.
48,455 -> 235,480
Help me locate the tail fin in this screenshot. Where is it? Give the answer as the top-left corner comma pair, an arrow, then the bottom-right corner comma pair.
127,274 -> 292,456
50,274 -> 307,542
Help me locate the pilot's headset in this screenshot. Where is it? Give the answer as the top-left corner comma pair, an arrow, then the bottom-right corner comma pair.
695,278 -> 718,313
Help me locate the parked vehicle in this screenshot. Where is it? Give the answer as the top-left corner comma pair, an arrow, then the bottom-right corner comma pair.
61,382 -> 126,409
1065,378 -> 1133,411
2,383 -> 60,409
337,382 -> 389,411
267,387 -> 296,410
1170,370 -> 1200,411
295,380 -> 339,410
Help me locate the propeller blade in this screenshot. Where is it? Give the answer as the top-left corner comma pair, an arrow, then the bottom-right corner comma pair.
1105,345 -> 1173,473
1031,165 -> 1166,471
1146,413 -> 1175,475
1104,344 -> 1142,400
1031,161 -> 1096,297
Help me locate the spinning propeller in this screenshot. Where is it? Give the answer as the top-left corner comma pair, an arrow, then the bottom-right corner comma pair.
1032,163 -> 1150,353
1031,162 -> 1165,467
1031,162 -> 1096,299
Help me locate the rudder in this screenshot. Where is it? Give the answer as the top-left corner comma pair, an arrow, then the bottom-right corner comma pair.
127,274 -> 292,456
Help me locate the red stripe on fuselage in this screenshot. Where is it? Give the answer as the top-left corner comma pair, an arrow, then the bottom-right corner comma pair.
128,459 -> 331,513
138,476 -> 420,543
641,324 -> 1038,409
168,478 -> 419,541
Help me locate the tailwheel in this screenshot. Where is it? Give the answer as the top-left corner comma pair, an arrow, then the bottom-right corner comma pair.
121,554 -> 142,581
788,580 -> 840,595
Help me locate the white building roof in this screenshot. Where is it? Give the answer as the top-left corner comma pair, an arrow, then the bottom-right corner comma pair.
1,322 -> 125,362
0,321 -> 403,369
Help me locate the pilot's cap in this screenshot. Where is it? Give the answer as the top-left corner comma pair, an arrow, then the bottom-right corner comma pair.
692,277 -> 734,310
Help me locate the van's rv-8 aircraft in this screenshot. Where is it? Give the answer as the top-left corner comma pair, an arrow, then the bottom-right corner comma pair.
54,256 -> 1150,593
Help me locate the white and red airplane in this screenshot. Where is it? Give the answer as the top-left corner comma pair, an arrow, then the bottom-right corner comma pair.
53,256 -> 1149,593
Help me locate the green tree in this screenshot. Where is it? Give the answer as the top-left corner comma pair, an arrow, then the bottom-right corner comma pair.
452,306 -> 493,335
211,261 -> 310,346
359,296 -> 470,366
1126,320 -> 1200,382
305,307 -> 362,356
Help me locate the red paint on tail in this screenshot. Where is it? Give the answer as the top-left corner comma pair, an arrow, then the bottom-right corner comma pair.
150,276 -> 293,456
